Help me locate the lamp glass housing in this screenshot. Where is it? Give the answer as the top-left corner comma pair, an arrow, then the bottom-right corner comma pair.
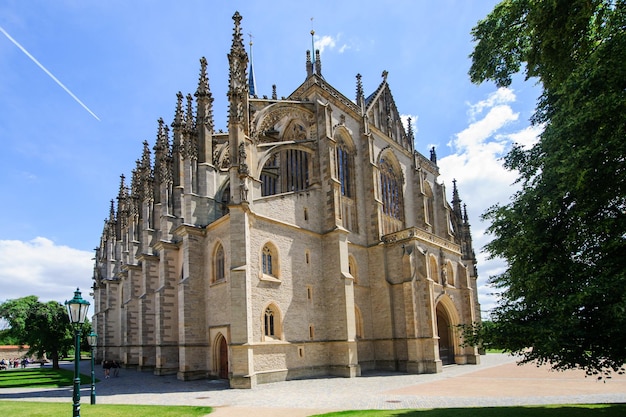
65,288 -> 90,325
87,332 -> 98,347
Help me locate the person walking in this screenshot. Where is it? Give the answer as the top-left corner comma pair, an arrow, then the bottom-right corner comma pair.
103,360 -> 111,378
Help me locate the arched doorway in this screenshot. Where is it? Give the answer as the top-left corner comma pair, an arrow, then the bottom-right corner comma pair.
436,304 -> 454,365
215,334 -> 229,379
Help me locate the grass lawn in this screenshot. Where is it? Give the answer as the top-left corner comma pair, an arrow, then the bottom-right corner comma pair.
0,367 -> 92,388
0,401 -> 212,417
311,404 -> 626,416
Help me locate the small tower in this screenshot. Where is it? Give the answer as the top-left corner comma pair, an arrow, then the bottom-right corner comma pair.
195,57 -> 214,165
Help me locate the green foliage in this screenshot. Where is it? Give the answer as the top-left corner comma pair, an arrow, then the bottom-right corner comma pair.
0,296 -> 85,369
0,402 -> 213,417
469,1 -> 626,376
0,329 -> 20,345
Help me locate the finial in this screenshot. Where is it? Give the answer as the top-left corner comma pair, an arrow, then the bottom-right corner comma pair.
315,49 -> 322,76
272,84 -> 277,100
407,116 -> 414,141
356,73 -> 364,102
306,50 -> 313,77
174,92 -> 184,127
141,140 -> 151,169
228,10 -> 249,121
430,146 -> 437,164
118,174 -> 127,198
382,70 -> 388,81
186,93 -> 194,123
195,57 -> 214,133
233,11 -> 242,26
196,57 -> 209,97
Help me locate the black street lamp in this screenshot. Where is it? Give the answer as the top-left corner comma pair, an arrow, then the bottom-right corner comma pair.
65,288 -> 90,417
87,332 -> 98,405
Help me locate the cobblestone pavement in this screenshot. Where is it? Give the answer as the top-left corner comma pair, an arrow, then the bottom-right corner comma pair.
1,354 -> 625,417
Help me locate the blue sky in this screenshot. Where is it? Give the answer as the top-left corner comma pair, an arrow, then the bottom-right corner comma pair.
0,1 -> 541,317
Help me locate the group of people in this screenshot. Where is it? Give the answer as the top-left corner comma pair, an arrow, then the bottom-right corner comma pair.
0,357 -> 29,370
102,359 -> 120,378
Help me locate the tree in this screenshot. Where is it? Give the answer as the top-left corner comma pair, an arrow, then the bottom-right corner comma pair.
0,296 -> 81,369
467,0 -> 626,376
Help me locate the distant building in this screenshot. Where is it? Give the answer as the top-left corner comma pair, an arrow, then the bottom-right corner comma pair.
92,12 -> 481,388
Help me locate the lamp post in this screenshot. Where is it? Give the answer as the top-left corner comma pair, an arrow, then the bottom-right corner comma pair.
65,288 -> 90,417
87,332 -> 98,405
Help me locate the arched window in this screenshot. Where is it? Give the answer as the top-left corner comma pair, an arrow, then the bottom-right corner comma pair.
430,256 -> 439,284
261,149 -> 311,196
263,303 -> 282,341
213,243 -> 225,283
348,255 -> 358,284
264,307 -> 275,336
423,181 -> 435,227
444,261 -> 454,287
261,243 -> 280,280
379,157 -> 404,221
262,245 -> 273,276
260,153 -> 278,196
336,140 -> 353,197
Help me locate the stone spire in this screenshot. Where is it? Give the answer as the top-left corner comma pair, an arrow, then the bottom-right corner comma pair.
315,49 -> 322,77
184,93 -> 197,160
154,118 -> 172,191
195,57 -> 214,164
429,146 -> 437,164
227,11 -> 249,128
356,73 -> 364,113
116,174 -> 128,233
248,33 -> 257,97
451,179 -> 462,218
109,199 -> 115,222
171,93 -> 184,187
306,50 -> 313,78
228,11 -> 250,206
139,140 -> 153,200
462,203 -> 476,262
407,117 -> 415,144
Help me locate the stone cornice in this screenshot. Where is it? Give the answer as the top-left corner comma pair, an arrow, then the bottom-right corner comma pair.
173,223 -> 206,238
382,227 -> 461,255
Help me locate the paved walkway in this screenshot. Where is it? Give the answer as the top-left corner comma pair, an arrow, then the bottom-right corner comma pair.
1,354 -> 625,416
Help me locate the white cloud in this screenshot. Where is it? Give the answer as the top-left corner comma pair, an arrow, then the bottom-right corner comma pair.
438,87 -> 541,319
0,238 -> 93,305
314,34 -> 349,54
509,124 -> 543,149
466,87 -> 516,122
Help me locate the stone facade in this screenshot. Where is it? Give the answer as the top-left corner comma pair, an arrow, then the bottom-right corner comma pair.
92,12 -> 481,388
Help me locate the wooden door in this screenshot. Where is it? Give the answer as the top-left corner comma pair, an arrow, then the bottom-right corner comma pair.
218,337 -> 229,379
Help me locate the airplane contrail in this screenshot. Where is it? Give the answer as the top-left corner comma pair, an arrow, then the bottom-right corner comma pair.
0,25 -> 100,121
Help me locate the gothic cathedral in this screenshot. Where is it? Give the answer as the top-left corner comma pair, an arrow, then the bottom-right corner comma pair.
92,12 -> 481,388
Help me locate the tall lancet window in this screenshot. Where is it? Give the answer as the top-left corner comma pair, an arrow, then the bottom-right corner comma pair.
379,156 -> 404,233
213,243 -> 225,283
262,245 -> 273,276
260,149 -> 310,196
337,142 -> 352,197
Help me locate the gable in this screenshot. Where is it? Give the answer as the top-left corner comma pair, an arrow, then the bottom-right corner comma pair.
365,74 -> 413,152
